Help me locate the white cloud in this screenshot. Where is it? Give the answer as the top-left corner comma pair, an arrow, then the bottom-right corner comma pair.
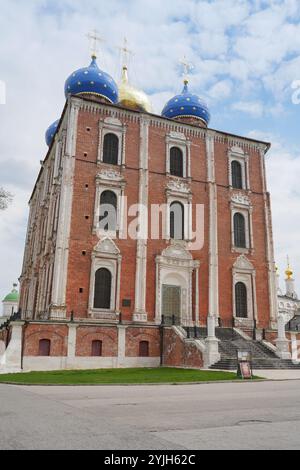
248,129 -> 300,289
209,80 -> 233,101
232,100 -> 264,117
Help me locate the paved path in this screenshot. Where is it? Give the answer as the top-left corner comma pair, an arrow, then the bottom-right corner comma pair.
254,370 -> 300,380
1,380 -> 300,450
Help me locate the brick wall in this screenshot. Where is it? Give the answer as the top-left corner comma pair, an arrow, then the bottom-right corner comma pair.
23,323 -> 68,356
125,327 -> 160,357
162,327 -> 203,368
76,325 -> 118,356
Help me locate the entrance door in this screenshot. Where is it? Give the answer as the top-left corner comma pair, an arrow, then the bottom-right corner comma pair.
162,284 -> 181,324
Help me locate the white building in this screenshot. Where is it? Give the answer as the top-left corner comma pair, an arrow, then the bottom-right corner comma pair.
277,264 -> 300,325
1,283 -> 19,324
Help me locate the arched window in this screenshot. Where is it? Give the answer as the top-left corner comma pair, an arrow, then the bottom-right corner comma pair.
103,133 -> 119,165
170,147 -> 183,177
170,202 -> 184,240
91,340 -> 103,356
234,213 -> 246,248
139,341 -> 149,357
235,282 -> 248,318
94,268 -> 112,309
231,161 -> 243,189
99,190 -> 117,231
38,339 -> 51,356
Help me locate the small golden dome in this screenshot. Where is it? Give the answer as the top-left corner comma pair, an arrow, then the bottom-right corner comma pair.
118,66 -> 152,113
285,261 -> 293,280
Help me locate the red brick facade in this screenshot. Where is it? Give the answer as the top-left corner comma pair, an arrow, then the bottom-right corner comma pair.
16,94 -> 277,369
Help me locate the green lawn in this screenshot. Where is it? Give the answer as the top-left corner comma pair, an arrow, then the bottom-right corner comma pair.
0,367 -> 241,385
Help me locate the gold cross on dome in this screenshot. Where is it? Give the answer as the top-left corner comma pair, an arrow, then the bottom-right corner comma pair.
119,37 -> 133,67
86,30 -> 104,59
179,55 -> 194,83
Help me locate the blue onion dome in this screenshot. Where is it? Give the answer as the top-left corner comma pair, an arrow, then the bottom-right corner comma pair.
161,79 -> 210,127
64,56 -> 118,103
45,119 -> 59,147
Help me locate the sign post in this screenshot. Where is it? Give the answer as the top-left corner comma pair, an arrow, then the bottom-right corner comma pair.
237,350 -> 252,379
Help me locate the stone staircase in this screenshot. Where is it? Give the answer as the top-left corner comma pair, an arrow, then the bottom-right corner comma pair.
183,326 -> 300,370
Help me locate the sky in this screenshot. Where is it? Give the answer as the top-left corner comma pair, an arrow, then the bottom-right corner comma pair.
0,0 -> 299,302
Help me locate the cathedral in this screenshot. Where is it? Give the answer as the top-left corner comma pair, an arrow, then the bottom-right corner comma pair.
1,39 -> 297,372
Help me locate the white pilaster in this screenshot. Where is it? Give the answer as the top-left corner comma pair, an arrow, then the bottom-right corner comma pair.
194,265 -> 200,325
117,325 -> 127,367
50,99 -> 80,318
67,324 -> 78,358
204,131 -> 220,363
259,146 -> 278,326
133,117 -> 149,322
276,314 -> 291,359
206,131 -> 219,326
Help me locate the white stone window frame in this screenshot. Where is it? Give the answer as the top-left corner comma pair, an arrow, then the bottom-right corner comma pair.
228,146 -> 250,190
166,132 -> 191,179
233,274 -> 255,321
93,170 -> 126,239
232,255 -> 257,325
230,197 -> 254,254
155,243 -> 199,326
88,239 -> 122,319
98,117 -> 126,166
165,186 -> 192,241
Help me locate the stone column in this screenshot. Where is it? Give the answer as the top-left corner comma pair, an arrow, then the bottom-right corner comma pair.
50,99 -> 80,319
66,323 -> 78,368
194,264 -> 200,326
204,131 -> 220,366
117,325 -> 127,367
206,131 -> 219,328
259,146 -> 278,327
133,117 -> 149,322
276,314 -> 291,359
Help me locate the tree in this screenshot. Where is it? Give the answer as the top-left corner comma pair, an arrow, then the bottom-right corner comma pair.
0,187 -> 13,210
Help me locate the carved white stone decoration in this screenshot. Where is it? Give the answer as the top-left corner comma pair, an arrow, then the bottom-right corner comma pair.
94,237 -> 120,255
97,169 -> 123,181
167,178 -> 190,194
161,243 -> 193,260
104,117 -> 122,126
231,192 -> 250,206
233,254 -> 254,271
169,131 -> 186,141
230,145 -> 244,155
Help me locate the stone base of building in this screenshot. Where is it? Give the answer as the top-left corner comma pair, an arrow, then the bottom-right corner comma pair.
3,320 -> 298,373
275,339 -> 292,360
0,320 -> 207,373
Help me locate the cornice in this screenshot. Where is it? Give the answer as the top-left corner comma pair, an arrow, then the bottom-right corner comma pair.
77,97 -> 270,152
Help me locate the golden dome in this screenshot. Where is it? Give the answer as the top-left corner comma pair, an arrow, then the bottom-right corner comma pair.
285,260 -> 293,280
118,66 -> 152,113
